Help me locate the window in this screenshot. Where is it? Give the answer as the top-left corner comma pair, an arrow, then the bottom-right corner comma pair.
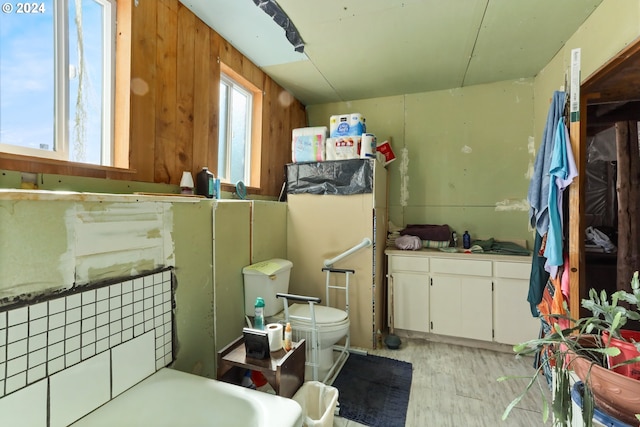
218,64 -> 262,187
0,0 -> 116,166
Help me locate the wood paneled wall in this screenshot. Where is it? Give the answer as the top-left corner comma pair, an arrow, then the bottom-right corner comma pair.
0,0 -> 306,198
129,0 -> 306,197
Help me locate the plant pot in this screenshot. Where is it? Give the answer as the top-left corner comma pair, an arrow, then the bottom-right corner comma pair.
603,329 -> 640,380
569,348 -> 640,426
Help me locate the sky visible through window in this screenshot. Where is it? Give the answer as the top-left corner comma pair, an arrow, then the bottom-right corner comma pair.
0,0 -> 106,165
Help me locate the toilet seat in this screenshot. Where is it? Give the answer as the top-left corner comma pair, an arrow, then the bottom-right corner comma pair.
288,303 -> 348,323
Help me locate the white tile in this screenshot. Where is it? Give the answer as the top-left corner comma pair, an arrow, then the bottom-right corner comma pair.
65,349 -> 81,366
154,283 -> 162,296
7,339 -> 27,360
156,357 -> 165,370
49,299 -> 65,314
28,333 -> 46,351
134,324 -> 144,337
96,312 -> 109,327
7,324 -> 27,343
163,311 -> 171,324
95,338 -> 109,354
0,361 -> 4,376
29,302 -> 48,320
133,277 -> 143,291
163,278 -> 171,293
155,335 -> 163,349
66,321 -> 81,338
110,282 -> 122,297
111,331 -> 155,397
96,287 -> 109,302
154,294 -> 163,308
81,289 -> 96,305
49,312 -> 65,329
0,378 -> 47,427
122,304 -> 133,318
48,327 -> 64,345
27,364 -> 46,384
163,290 -> 171,303
143,275 -> 154,288
81,316 -> 96,333
144,308 -> 153,321
133,312 -> 144,326
122,280 -> 133,293
110,308 -> 122,322
0,379 -> 4,398
0,348 -> 5,363
110,320 -> 122,335
144,287 -> 153,300
122,316 -> 133,330
28,348 -> 46,367
66,335 -> 81,352
162,270 -> 171,282
67,307 -> 81,323
133,300 -> 143,314
5,372 -> 26,394
144,319 -> 154,333
82,303 -> 96,319
82,329 -> 96,345
122,292 -> 133,306
81,344 -> 96,360
96,325 -> 109,341
109,333 -> 122,348
96,299 -> 109,315
49,351 -> 110,427
0,311 -> 5,328
7,355 -> 27,377
29,317 -> 47,336
0,328 -> 5,346
48,342 -> 64,360
154,315 -> 162,329
133,289 -> 143,303
48,356 -> 65,375
8,307 -> 28,326
122,328 -> 133,342
66,294 -> 81,309
109,296 -> 121,310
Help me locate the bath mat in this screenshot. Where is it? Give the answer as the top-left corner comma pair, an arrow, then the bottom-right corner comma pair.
331,353 -> 412,427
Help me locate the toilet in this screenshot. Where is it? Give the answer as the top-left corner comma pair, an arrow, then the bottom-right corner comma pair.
242,258 -> 350,381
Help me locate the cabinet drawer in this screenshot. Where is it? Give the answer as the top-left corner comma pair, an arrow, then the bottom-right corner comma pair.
430,258 -> 491,277
494,261 -> 530,280
389,255 -> 429,273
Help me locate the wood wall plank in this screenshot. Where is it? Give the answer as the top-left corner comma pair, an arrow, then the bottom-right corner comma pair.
129,0 -> 157,183
192,19 -> 213,173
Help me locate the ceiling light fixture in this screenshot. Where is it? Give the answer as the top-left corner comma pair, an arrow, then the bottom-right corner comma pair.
252,0 -> 304,53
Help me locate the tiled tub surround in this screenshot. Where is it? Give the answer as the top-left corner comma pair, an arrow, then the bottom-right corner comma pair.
0,268 -> 174,427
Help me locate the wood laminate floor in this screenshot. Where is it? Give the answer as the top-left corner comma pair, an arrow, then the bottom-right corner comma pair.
332,337 -> 550,427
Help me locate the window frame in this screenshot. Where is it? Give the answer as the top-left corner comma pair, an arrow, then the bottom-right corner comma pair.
0,0 -> 131,175
218,62 -> 262,189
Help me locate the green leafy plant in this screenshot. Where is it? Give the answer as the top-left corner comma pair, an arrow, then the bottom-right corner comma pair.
499,271 -> 640,426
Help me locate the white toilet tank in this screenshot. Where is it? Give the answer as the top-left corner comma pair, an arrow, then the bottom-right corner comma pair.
242,258 -> 293,317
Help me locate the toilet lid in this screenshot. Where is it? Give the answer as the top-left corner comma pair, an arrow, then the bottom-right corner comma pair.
289,304 -> 348,324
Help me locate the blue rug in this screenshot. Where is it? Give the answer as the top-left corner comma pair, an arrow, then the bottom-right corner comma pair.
332,353 -> 412,427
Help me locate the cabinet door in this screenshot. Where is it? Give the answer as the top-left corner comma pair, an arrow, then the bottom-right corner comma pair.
493,279 -> 541,345
390,272 -> 429,332
459,278 -> 493,341
430,276 -> 492,340
429,276 -> 461,336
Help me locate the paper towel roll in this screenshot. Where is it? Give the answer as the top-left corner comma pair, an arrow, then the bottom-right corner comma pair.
266,323 -> 283,352
360,133 -> 376,158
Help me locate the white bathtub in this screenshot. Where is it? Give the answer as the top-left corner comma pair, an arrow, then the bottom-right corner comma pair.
71,368 -> 303,427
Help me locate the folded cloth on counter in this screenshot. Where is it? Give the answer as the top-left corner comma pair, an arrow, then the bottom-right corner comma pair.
422,240 -> 451,249
400,224 -> 451,242
472,238 -> 530,255
395,235 -> 422,250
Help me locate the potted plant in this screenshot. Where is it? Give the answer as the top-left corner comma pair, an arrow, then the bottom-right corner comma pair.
500,271 -> 640,426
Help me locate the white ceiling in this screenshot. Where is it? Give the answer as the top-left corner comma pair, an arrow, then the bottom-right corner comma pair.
178,0 -> 603,106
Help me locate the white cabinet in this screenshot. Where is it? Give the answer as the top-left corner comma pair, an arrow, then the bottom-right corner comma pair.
391,272 -> 429,332
388,255 -> 429,333
493,262 -> 541,345
430,257 -> 493,341
386,249 -> 538,346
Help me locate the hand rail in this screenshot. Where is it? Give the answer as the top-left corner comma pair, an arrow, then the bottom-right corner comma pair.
323,237 -> 372,267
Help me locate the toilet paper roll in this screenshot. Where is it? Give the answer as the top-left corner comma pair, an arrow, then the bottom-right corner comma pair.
266,323 -> 283,352
360,133 -> 376,158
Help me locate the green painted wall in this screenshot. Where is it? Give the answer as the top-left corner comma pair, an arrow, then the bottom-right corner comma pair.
307,79 -> 535,248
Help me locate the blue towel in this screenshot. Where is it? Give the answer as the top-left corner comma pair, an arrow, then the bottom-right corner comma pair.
527,91 -> 567,236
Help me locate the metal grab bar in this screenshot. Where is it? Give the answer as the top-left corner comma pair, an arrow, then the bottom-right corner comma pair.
323,237 -> 372,267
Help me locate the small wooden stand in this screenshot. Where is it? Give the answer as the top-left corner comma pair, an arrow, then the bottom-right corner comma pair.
217,336 -> 305,398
